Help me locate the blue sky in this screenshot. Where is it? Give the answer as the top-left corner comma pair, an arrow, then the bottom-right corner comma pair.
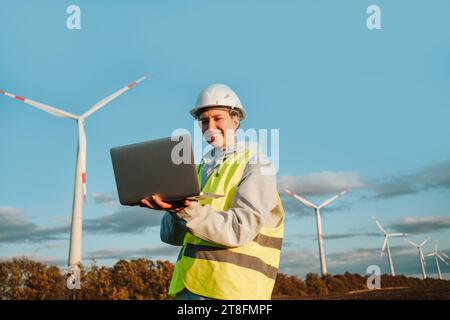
1,0 -> 449,280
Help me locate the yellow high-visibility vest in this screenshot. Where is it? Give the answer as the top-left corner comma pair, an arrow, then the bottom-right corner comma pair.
169,149 -> 284,300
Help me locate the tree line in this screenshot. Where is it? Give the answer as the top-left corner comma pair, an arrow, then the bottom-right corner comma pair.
0,258 -> 448,300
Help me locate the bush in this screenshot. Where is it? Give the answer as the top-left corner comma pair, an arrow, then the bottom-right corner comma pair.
305,273 -> 328,296
0,258 -> 173,300
272,273 -> 307,299
323,274 -> 350,294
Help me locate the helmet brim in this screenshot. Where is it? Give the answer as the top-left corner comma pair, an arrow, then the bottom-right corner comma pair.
190,105 -> 246,120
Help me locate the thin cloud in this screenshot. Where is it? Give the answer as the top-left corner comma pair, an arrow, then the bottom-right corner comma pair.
84,207 -> 161,234
278,171 -> 362,219
278,245 -> 447,279
369,159 -> 450,198
91,192 -> 119,206
0,207 -> 68,243
388,216 -> 450,235
278,159 -> 450,201
0,253 -> 66,267
86,245 -> 179,261
279,249 -> 318,276
0,206 -> 164,243
279,171 -> 366,196
34,243 -> 66,253
370,176 -> 417,198
323,232 -> 380,240
326,245 -> 449,278
284,232 -> 379,245
1,245 -> 179,268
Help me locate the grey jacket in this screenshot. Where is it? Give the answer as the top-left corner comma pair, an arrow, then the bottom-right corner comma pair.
160,143 -> 282,248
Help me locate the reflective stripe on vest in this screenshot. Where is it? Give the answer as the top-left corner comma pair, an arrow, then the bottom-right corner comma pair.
168,149 -> 284,300
183,243 -> 279,280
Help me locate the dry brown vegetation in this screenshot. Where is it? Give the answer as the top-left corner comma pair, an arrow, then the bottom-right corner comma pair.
1,258 -> 449,300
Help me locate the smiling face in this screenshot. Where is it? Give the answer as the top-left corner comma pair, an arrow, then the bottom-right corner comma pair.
198,107 -> 240,149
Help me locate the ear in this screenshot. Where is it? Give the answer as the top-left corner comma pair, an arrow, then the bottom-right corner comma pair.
232,115 -> 240,130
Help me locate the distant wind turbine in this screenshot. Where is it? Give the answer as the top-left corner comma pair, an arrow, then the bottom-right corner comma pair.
406,238 -> 430,280
0,75 -> 150,283
425,242 -> 448,280
285,189 -> 346,276
372,216 -> 407,276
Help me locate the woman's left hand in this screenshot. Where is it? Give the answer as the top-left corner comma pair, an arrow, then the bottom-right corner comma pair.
140,194 -> 193,213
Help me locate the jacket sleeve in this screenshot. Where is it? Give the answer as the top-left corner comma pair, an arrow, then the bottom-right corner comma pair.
160,212 -> 187,246
174,159 -> 279,247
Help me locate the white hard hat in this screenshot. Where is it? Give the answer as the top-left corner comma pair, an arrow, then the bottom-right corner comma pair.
190,84 -> 246,120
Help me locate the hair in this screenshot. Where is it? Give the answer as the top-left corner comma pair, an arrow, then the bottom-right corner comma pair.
196,107 -> 242,129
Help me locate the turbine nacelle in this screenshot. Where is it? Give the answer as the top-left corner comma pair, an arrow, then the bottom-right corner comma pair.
405,237 -> 430,249
284,189 -> 346,210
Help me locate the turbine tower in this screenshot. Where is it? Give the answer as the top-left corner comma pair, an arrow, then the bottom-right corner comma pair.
372,216 -> 407,276
285,189 -> 346,276
425,242 -> 448,280
1,75 -> 149,282
406,238 -> 429,280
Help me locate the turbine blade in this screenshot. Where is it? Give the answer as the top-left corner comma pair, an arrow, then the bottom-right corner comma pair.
406,239 -> 419,247
0,90 -> 78,119
318,190 -> 346,208
81,74 -> 151,119
437,254 -> 447,264
372,216 -> 387,234
388,233 -> 408,237
440,252 -> 450,261
420,238 -> 429,247
284,189 -> 317,208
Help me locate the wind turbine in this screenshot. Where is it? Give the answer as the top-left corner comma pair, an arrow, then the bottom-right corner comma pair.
406,238 -> 430,280
425,242 -> 448,280
285,189 -> 346,276
372,216 -> 407,276
0,75 -> 149,281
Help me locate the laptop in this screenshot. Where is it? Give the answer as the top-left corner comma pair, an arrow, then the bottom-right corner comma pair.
110,135 -> 223,206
